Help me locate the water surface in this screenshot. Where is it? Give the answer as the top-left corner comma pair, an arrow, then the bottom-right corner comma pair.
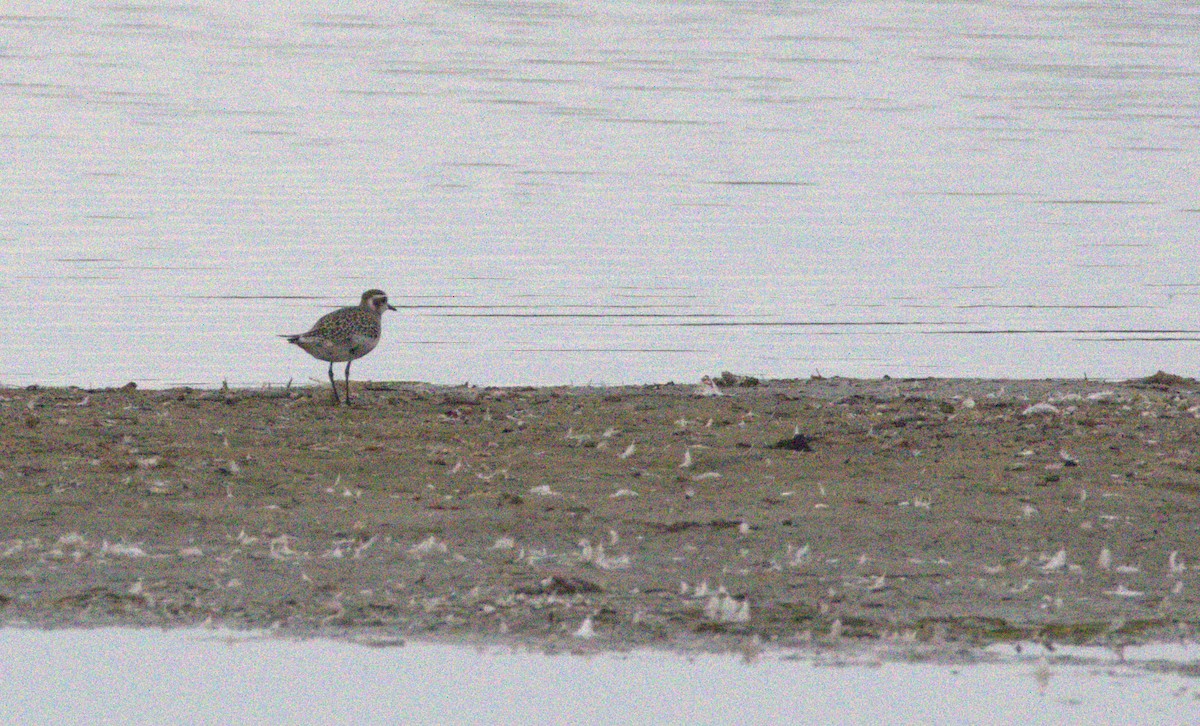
2,2 -> 1198,387
2,628 -> 1199,725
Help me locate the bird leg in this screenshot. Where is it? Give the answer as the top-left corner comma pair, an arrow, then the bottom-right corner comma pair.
327,362 -> 341,405
344,360 -> 353,405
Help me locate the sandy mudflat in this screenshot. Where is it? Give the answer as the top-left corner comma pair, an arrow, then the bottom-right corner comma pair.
2,374 -> 1200,651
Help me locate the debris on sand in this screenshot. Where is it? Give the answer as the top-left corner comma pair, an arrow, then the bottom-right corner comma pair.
1135,370 -> 1195,388
1021,402 -> 1060,416
770,432 -> 813,451
717,371 -> 760,388
2,377 -> 1198,649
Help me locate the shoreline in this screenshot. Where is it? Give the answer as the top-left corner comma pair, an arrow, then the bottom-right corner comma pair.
2,374 -> 1199,650
3,369 -> 1189,392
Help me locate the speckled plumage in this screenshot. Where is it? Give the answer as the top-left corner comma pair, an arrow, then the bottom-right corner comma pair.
282,289 -> 396,404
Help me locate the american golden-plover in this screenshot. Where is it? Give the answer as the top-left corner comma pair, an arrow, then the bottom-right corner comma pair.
282,289 -> 397,405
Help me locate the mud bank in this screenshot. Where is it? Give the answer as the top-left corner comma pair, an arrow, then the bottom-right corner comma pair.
3,375 -> 1200,651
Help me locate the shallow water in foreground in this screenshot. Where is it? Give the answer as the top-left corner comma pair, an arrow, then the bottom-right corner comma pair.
2,628 -> 1198,725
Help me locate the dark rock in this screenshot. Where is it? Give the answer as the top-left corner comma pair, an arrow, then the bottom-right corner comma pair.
770,433 -> 813,451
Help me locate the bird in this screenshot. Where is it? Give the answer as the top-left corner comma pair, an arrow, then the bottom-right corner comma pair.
281,289 -> 397,405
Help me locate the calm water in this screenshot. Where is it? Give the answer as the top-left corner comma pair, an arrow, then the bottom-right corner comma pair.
2,2 -> 1198,388
2,628 -> 1199,725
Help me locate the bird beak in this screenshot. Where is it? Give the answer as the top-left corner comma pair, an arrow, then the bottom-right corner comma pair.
387,303 -> 398,311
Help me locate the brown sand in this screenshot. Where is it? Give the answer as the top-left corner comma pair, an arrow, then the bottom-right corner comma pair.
3,374 -> 1200,650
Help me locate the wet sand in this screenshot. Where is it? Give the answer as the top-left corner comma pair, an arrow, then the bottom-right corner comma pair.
3,374 -> 1200,651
